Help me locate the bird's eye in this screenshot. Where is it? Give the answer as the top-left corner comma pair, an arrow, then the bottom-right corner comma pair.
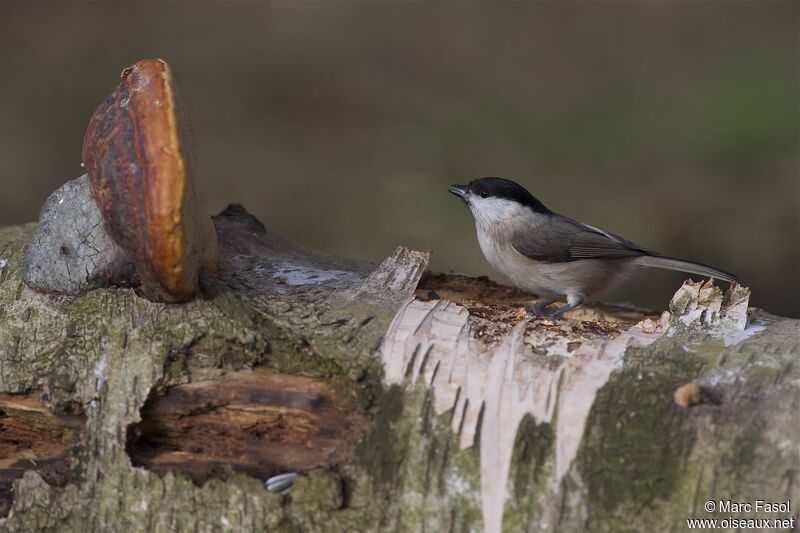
479,190 -> 490,198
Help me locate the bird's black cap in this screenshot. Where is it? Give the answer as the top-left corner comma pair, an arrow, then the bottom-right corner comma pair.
452,177 -> 551,214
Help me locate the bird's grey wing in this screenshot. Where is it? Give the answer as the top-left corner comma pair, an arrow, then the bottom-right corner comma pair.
508,217 -> 575,262
510,214 -> 652,262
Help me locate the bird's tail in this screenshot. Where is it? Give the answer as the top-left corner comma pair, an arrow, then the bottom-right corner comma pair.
633,255 -> 738,283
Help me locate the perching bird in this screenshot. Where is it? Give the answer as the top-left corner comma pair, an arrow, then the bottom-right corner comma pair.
449,177 -> 737,317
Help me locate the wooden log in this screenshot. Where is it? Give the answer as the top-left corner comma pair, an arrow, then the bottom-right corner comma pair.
0,206 -> 797,532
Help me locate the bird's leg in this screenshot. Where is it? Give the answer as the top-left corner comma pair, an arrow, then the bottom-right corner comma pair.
544,295 -> 585,318
520,299 -> 554,315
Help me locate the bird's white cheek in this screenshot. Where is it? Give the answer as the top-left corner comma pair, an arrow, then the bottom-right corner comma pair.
468,201 -> 495,229
468,198 -> 524,231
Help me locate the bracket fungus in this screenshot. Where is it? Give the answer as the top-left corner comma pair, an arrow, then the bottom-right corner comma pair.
23,58 -> 218,303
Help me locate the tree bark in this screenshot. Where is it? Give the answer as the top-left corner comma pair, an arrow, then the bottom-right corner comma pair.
0,209 -> 797,532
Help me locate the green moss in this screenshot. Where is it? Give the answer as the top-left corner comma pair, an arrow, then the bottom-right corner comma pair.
511,416 -> 555,501
577,336 -> 705,526
281,470 -> 345,530
355,384 -> 405,486
350,380 -> 486,532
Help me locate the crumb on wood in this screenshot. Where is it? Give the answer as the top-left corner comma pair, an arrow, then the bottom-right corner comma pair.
673,383 -> 703,408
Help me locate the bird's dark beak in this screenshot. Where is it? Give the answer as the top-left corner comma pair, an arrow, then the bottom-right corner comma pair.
449,184 -> 468,200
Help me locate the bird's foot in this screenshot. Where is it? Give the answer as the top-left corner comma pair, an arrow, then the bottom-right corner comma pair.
524,297 -> 584,318
515,300 -> 554,316
541,302 -> 578,318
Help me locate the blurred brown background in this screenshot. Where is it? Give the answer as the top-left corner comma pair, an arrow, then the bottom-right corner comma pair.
0,2 -> 797,316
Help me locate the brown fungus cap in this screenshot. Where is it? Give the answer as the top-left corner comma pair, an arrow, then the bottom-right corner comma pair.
82,58 -> 218,302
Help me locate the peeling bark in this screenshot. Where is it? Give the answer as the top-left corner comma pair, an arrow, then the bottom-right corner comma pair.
0,211 -> 797,532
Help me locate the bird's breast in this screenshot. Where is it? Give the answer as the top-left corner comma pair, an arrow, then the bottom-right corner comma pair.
476,229 -> 532,278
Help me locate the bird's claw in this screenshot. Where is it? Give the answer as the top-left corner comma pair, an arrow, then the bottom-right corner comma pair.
522,300 -> 555,316
523,299 -> 583,318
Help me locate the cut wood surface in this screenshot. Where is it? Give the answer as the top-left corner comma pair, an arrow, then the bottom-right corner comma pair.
0,207 -> 797,532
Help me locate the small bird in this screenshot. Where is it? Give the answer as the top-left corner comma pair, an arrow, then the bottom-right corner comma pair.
449,177 -> 737,317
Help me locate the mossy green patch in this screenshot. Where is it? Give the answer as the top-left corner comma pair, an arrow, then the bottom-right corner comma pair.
503,415 -> 556,532
578,336 -> 704,525
355,384 -> 405,486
